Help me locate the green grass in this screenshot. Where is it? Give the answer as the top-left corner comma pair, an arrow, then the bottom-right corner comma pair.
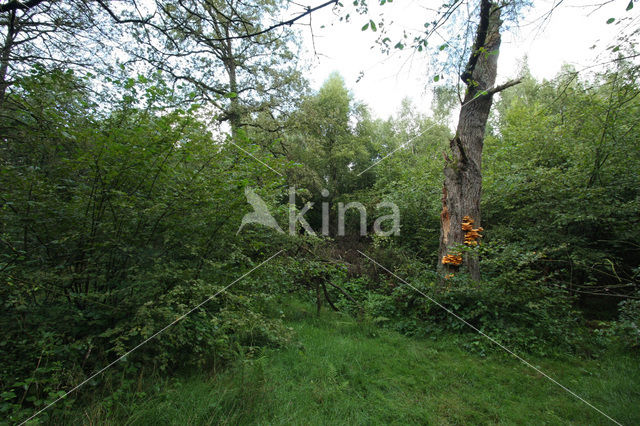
79,301 -> 639,425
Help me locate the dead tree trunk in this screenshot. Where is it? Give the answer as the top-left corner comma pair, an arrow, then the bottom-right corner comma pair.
438,1 -> 520,281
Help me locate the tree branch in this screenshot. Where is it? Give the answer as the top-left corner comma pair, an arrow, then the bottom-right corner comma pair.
188,0 -> 338,42
486,77 -> 522,96
0,0 -> 45,14
94,0 -> 338,43
94,0 -> 155,25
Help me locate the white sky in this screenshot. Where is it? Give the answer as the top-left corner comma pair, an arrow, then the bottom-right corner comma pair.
293,0 -> 639,119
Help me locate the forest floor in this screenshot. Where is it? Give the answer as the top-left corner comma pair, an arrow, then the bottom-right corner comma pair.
80,300 -> 639,425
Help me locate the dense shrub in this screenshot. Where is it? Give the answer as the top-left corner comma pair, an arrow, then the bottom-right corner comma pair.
318,251 -> 580,356
613,292 -> 640,350
0,68 -> 291,423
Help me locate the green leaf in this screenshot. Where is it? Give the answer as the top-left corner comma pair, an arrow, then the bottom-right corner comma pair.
433,75 -> 440,82
394,42 -> 404,50
439,44 -> 448,51
361,22 -> 369,31
370,20 -> 377,32
627,0 -> 633,11
606,17 -> 615,24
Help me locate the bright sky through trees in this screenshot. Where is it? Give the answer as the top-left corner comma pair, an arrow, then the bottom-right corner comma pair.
299,0 -> 639,119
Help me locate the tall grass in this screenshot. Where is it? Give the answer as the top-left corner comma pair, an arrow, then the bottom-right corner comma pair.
71,300 -> 639,425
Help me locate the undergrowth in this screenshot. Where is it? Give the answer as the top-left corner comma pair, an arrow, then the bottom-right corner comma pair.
58,298 -> 640,425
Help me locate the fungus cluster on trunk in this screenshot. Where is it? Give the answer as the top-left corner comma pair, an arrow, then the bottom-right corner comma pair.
442,253 -> 463,266
441,215 -> 484,269
462,216 -> 483,246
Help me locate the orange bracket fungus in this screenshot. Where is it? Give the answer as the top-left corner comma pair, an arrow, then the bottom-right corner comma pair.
462,215 -> 483,247
442,253 -> 463,266
441,216 -> 483,267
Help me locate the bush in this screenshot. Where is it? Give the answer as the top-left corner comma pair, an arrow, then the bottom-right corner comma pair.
0,68 -> 292,423
613,293 -> 640,349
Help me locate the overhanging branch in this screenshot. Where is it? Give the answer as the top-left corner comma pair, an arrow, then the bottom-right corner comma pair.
202,0 -> 338,42
0,0 -> 45,13
96,0 -> 338,42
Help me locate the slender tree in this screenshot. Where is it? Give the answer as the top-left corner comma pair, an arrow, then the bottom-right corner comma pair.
438,0 -> 521,280
285,73 -> 374,235
0,0 -> 102,107
125,0 -> 311,137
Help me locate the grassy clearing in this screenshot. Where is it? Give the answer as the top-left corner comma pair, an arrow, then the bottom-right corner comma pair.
77,301 -> 638,425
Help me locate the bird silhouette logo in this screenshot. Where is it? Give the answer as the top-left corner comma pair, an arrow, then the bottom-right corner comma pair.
237,187 -> 283,234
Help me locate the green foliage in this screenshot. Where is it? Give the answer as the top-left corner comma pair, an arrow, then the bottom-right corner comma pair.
366,98 -> 452,259
65,304 -> 640,425
613,290 -> 640,349
0,67 -> 292,422
3,32 -> 640,425
357,274 -> 579,355
483,63 -> 640,310
286,73 -> 374,191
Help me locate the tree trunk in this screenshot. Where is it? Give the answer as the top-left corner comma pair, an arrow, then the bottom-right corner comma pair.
0,10 -> 16,109
438,1 -> 507,281
222,27 -> 241,140
316,280 -> 323,315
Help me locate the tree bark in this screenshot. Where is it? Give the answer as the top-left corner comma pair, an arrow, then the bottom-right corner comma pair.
0,10 -> 16,109
438,1 -> 507,281
223,28 -> 241,139
316,280 -> 323,315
